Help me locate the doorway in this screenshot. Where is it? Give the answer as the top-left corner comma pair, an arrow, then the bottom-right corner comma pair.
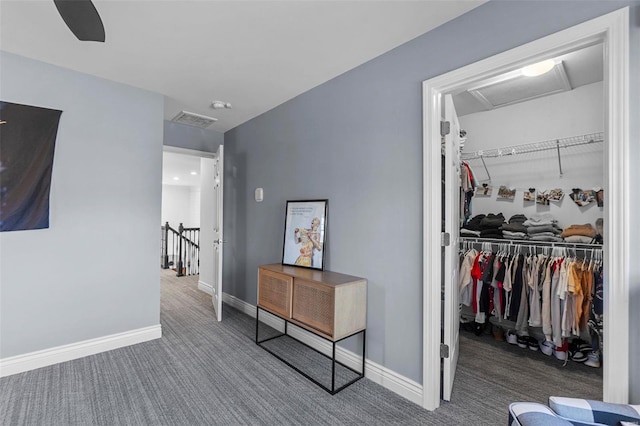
162,145 -> 225,321
422,8 -> 630,410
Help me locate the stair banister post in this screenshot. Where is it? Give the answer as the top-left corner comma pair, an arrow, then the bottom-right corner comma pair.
177,223 -> 184,277
163,222 -> 170,269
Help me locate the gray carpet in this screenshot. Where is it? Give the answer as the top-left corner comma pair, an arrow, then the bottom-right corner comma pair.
0,269 -> 602,425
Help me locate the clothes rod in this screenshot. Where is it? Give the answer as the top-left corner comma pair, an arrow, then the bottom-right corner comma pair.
461,132 -> 603,161
459,236 -> 602,251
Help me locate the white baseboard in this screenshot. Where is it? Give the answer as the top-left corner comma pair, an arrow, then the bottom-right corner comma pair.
0,325 -> 162,378
198,280 -> 213,295
222,292 -> 423,405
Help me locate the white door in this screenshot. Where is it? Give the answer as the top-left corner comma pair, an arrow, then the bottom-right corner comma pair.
442,94 -> 461,401
211,145 -> 224,322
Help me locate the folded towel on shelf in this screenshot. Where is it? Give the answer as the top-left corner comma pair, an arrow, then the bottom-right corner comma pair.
501,223 -> 528,233
479,213 -> 506,229
563,235 -> 595,244
523,213 -> 558,227
561,224 -> 597,238
502,230 -> 527,239
526,231 -> 558,238
464,214 -> 486,231
508,214 -> 528,224
460,228 -> 481,237
480,229 -> 503,239
530,235 -> 564,242
527,224 -> 562,235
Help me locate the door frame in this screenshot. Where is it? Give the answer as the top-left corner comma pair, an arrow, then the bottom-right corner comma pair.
422,8 -> 629,410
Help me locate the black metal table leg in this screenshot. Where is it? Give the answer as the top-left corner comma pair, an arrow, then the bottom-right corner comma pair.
255,306 -> 366,395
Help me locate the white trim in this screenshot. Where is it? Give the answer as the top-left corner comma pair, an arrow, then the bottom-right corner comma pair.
223,292 -> 423,405
601,7 -> 629,404
0,325 -> 162,378
198,280 -> 213,295
364,359 -> 423,406
162,145 -> 217,158
422,7 -> 630,409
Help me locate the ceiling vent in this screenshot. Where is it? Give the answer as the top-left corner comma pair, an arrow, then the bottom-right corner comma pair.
467,60 -> 572,110
171,111 -> 218,128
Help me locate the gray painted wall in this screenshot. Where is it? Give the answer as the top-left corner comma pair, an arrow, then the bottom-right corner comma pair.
164,120 -> 223,153
0,52 -> 164,358
224,0 -> 640,400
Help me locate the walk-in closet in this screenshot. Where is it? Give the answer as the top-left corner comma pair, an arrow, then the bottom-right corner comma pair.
451,43 -> 604,400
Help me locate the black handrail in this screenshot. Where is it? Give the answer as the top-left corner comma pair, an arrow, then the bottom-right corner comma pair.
161,222 -> 200,276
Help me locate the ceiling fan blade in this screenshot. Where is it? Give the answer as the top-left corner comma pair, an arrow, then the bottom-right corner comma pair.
53,0 -> 105,42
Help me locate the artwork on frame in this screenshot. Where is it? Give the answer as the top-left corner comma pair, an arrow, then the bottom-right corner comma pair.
523,188 -> 536,202
476,183 -> 493,197
570,188 -> 596,207
0,101 -> 62,232
282,199 -> 328,270
497,186 -> 516,200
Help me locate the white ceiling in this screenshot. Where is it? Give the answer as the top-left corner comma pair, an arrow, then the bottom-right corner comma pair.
0,0 -> 485,133
162,152 -> 202,187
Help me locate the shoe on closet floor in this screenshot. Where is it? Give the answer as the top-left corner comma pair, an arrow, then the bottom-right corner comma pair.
584,351 -> 601,368
527,337 -> 539,351
517,335 -> 528,349
568,342 -> 588,363
554,340 -> 569,361
540,340 -> 554,356
473,322 -> 483,336
506,330 -> 518,345
492,326 -> 505,342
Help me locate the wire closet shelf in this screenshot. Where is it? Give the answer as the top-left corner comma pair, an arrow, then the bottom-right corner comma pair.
460,132 -> 603,161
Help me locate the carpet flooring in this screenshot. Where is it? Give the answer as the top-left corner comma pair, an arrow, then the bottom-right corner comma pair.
0,269 -> 602,425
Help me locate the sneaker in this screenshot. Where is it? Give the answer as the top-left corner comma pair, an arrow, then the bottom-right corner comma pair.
569,343 -> 588,363
540,340 -> 554,356
517,335 -> 528,349
473,322 -> 483,336
554,340 -> 568,361
527,337 -> 539,351
506,330 -> 518,345
574,339 -> 592,354
584,351 -> 601,368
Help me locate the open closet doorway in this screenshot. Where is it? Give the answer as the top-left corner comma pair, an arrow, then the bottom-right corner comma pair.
422,8 -> 629,411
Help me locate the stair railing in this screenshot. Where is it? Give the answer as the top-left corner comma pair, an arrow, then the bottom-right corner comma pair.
161,222 -> 200,276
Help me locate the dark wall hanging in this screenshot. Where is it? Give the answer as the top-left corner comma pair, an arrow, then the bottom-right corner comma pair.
0,101 -> 62,232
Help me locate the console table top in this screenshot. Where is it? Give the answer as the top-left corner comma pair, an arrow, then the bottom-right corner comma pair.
259,263 -> 366,287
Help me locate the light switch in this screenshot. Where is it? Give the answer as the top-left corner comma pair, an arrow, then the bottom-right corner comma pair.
255,188 -> 264,202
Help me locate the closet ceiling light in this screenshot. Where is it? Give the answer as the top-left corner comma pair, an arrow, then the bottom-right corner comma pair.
521,59 -> 556,77
173,176 -> 180,181
190,171 -> 198,175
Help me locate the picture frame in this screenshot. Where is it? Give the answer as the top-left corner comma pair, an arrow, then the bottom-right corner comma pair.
282,199 -> 328,270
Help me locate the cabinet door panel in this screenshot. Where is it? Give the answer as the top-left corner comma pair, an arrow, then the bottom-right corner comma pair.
258,269 -> 293,318
292,279 -> 334,336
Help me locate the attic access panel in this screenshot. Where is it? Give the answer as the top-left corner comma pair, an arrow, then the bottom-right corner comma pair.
467,61 -> 572,110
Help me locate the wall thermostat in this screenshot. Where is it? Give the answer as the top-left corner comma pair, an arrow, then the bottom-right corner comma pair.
255,188 -> 264,202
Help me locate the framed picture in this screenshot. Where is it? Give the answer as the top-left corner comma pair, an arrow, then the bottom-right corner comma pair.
282,199 -> 328,270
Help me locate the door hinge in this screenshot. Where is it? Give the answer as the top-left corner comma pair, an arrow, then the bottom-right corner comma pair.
440,343 -> 450,358
440,121 -> 451,136
441,232 -> 450,247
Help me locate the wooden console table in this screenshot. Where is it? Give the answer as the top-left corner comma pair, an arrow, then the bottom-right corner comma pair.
255,263 -> 367,394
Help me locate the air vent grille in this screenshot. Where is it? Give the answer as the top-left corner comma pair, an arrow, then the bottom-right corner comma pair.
171,111 -> 218,128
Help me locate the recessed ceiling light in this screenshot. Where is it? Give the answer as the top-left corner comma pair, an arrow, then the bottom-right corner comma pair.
521,59 -> 556,77
190,171 -> 198,175
173,177 -> 180,181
